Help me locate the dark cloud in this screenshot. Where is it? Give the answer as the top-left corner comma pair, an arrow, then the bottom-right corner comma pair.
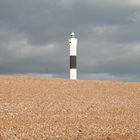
0,0 -> 140,81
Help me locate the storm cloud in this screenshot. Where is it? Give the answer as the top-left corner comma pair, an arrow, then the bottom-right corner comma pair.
0,0 -> 140,81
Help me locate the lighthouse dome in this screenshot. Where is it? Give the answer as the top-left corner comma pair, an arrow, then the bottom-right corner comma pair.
71,32 -> 75,38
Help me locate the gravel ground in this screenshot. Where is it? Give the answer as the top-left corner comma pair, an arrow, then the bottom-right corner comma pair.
0,76 -> 140,140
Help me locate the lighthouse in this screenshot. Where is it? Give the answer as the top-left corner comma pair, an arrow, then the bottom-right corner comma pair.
69,32 -> 78,80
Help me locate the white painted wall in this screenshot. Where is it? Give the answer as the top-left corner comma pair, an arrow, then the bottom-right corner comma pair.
70,69 -> 77,80
69,38 -> 78,56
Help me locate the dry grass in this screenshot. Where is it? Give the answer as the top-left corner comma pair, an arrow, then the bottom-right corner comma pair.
0,76 -> 140,140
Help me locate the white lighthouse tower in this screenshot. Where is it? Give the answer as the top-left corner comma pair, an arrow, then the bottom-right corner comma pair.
69,32 -> 78,80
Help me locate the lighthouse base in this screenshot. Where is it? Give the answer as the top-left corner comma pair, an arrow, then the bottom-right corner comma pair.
70,69 -> 77,80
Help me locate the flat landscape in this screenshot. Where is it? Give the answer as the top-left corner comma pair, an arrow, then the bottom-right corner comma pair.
0,76 -> 140,140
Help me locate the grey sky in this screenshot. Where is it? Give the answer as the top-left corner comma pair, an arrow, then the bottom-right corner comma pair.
0,0 -> 140,81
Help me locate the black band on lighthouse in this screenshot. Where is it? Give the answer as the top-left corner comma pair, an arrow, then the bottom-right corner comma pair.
70,56 -> 76,68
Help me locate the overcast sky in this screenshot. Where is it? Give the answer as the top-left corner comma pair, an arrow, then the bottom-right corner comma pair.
0,0 -> 140,81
